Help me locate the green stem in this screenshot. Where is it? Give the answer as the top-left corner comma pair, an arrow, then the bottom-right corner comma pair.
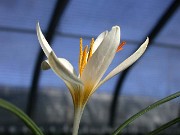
147,117 -> 180,135
112,92 -> 180,135
72,107 -> 83,135
0,99 -> 44,135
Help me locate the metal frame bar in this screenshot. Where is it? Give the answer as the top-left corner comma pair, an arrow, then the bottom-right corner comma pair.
26,0 -> 69,117
108,0 -> 180,127
0,27 -> 180,49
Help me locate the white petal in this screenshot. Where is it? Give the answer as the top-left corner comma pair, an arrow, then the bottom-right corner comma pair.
36,23 -> 82,87
59,58 -> 77,75
36,22 -> 52,57
81,26 -> 120,88
96,37 -> 149,89
48,51 -> 83,86
41,58 -> 77,75
92,31 -> 108,54
48,51 -> 82,85
64,80 -> 84,107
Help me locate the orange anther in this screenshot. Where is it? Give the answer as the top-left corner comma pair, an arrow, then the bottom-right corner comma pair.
80,45 -> 88,76
79,38 -> 83,73
116,41 -> 126,52
87,38 -> 94,61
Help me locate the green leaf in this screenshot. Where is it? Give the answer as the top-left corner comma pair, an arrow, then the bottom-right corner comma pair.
147,117 -> 180,135
0,99 -> 44,135
112,92 -> 180,135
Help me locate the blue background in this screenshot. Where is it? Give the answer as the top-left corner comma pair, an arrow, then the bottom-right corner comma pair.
0,0 -> 179,98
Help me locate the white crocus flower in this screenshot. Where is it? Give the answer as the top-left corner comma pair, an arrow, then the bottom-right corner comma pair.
36,22 -> 149,135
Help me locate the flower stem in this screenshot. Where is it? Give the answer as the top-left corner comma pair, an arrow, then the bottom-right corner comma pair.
72,108 -> 83,135
112,92 -> 180,135
147,117 -> 180,135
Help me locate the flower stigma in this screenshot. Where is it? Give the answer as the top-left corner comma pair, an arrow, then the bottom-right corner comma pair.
116,41 -> 126,52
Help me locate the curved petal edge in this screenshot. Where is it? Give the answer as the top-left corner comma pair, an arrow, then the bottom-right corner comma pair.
36,22 -> 52,57
81,26 -> 120,88
48,51 -> 83,87
96,37 -> 149,89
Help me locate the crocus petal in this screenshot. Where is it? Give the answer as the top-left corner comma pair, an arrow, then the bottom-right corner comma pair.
96,37 -> 149,89
92,31 -> 108,54
59,58 -> 78,75
41,58 -> 77,75
64,80 -> 83,108
36,22 -> 83,87
48,51 -> 83,86
81,26 -> 120,89
36,22 -> 52,57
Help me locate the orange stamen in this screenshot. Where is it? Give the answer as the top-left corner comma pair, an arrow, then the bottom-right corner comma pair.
87,38 -> 94,61
80,45 -> 88,76
79,38 -> 83,73
116,41 -> 126,52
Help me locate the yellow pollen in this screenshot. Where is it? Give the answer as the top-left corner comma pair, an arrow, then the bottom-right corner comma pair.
80,45 -> 88,76
79,38 -> 95,76
79,38 -> 83,74
87,38 -> 94,61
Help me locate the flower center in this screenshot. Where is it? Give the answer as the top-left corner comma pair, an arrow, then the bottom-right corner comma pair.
78,38 -> 126,77
79,38 -> 94,76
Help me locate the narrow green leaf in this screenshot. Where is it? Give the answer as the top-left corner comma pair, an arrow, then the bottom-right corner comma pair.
112,92 -> 180,135
147,117 -> 180,135
0,99 -> 44,135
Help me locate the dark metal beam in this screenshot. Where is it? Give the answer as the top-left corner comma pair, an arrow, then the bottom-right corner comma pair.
26,0 -> 69,117
108,0 -> 180,127
1,26 -> 180,49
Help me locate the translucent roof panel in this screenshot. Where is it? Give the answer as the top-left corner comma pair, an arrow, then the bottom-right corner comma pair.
155,8 -> 180,47
0,0 -> 179,99
0,0 -> 56,88
0,0 -> 56,29
122,44 -> 180,98
58,0 -> 172,41
0,32 -> 39,88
